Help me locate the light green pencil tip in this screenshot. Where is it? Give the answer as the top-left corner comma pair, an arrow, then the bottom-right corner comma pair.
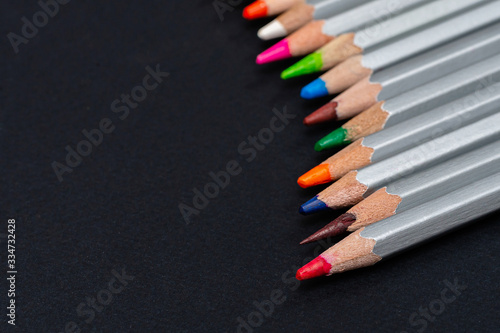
280,52 -> 323,80
314,128 -> 349,151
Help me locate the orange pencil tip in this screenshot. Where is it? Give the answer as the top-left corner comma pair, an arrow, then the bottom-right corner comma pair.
297,164 -> 332,188
296,256 -> 331,280
243,0 -> 268,20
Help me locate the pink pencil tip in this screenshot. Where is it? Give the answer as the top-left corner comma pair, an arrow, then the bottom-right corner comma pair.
256,39 -> 291,64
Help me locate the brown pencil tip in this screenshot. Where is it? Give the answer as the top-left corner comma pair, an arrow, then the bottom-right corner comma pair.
303,101 -> 338,126
300,213 -> 356,245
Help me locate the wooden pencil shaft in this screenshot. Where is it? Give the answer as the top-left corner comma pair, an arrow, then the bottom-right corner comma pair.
361,1 -> 500,71
362,172 -> 500,258
354,0 -> 489,50
367,82 -> 500,163
373,21 -> 500,101
356,112 -> 500,196
383,52 -> 500,127
388,141 -> 500,212
322,0 -> 427,36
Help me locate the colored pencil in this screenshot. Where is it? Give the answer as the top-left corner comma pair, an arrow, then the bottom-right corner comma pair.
296,171 -> 500,280
300,141 -> 500,244
298,81 -> 500,190
303,37 -> 500,126
282,0 -> 489,79
299,112 -> 500,214
317,52 -> 500,148
301,18 -> 500,102
256,0 -> 427,64
243,0 -> 303,20
258,0 -> 367,40
299,0 -> 500,106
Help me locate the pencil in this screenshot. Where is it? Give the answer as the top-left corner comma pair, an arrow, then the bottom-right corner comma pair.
296,171 -> 500,280
300,141 -> 500,244
282,0 -> 488,79
298,81 -> 500,189
299,112 -> 500,214
258,0 -> 367,40
303,29 -> 500,125
318,51 -> 500,148
243,0 -> 302,20
256,0 -> 427,64
299,1 -> 500,102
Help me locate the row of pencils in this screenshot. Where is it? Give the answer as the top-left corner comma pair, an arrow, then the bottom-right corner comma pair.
241,0 -> 500,280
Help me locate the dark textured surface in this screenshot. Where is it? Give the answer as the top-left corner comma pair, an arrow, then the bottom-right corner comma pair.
1,1 -> 499,332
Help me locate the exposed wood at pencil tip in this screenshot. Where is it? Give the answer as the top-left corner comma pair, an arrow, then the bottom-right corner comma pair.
343,101 -> 388,141
324,139 -> 374,180
322,55 -> 372,94
347,188 -> 402,232
288,20 -> 334,55
319,171 -> 368,209
333,77 -> 382,120
325,228 -> 381,274
321,33 -> 363,69
277,2 -> 314,30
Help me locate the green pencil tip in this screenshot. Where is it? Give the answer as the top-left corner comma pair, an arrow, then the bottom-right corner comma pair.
315,128 -> 349,151
280,52 -> 323,79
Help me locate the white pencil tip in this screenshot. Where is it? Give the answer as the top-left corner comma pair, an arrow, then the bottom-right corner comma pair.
257,20 -> 287,40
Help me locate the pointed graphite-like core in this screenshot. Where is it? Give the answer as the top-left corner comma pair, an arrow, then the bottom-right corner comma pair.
297,164 -> 332,188
281,52 -> 323,79
299,196 -> 329,215
296,256 -> 331,280
303,101 -> 338,126
315,128 -> 349,151
243,0 -> 267,20
300,78 -> 328,99
256,39 -> 292,64
300,213 -> 356,244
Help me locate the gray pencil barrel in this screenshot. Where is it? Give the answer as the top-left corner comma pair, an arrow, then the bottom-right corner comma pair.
322,0 -> 428,36
357,112 -> 500,195
361,1 -> 500,71
312,0 -> 367,20
387,141 -> 500,212
362,172 -> 500,258
367,82 -> 500,162
373,21 -> 500,101
355,0 -> 489,50
383,52 -> 500,127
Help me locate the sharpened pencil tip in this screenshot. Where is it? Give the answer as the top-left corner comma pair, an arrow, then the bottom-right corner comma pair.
303,101 -> 338,126
300,213 -> 356,244
256,39 -> 291,64
281,52 -> 323,79
299,196 -> 329,215
315,128 -> 349,151
296,256 -> 331,280
258,20 -> 287,40
301,78 -> 328,99
297,164 -> 332,188
243,0 -> 267,20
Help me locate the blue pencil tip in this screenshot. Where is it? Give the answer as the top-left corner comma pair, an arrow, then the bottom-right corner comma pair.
299,196 -> 329,215
300,78 -> 328,99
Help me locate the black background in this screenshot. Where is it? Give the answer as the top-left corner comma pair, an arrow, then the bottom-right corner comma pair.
1,1 -> 499,332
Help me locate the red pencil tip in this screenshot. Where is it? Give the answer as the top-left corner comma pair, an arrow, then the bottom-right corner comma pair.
296,256 -> 331,280
243,0 -> 268,20
300,213 -> 356,244
303,101 -> 338,126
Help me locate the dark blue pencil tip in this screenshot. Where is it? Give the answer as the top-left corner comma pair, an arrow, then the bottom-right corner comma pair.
299,196 -> 329,215
300,78 -> 328,99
